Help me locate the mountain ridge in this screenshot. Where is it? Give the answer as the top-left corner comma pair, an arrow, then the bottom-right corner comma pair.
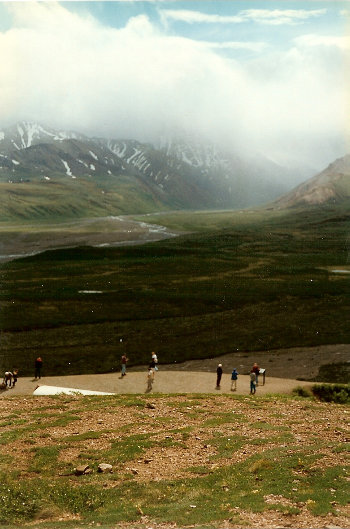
0,121 -> 345,220
274,154 -> 350,208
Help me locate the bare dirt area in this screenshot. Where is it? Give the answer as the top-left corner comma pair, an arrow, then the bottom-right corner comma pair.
160,343 -> 350,381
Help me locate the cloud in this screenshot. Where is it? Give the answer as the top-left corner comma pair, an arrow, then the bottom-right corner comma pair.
0,2 -> 347,171
160,9 -> 244,25
202,41 -> 268,52
160,8 -> 327,26
294,34 -> 350,50
239,8 -> 327,25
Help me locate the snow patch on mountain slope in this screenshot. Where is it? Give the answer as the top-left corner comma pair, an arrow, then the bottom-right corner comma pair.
126,148 -> 142,164
61,159 -> 73,176
89,150 -> 98,160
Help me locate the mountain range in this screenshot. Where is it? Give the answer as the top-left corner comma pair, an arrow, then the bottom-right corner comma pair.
0,121 -> 348,220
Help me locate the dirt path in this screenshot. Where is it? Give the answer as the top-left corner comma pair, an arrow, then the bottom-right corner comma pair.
1,370 -> 313,397
1,344 -> 348,397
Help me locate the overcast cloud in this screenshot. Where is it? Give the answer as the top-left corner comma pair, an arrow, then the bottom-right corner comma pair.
0,1 -> 349,170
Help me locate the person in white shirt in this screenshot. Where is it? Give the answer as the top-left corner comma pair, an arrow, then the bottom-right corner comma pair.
151,352 -> 158,371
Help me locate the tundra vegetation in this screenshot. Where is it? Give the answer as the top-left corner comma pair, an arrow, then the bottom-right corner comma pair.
0,203 -> 349,376
0,392 -> 348,528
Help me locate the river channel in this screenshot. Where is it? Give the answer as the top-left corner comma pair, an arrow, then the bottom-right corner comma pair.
0,216 -> 178,262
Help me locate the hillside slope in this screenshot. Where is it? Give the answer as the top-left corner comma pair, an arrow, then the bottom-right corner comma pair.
274,154 -> 350,207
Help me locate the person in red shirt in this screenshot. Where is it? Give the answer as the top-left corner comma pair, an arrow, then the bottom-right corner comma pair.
252,362 -> 260,385
121,354 -> 128,377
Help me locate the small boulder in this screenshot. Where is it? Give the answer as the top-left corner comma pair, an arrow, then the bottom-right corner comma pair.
75,464 -> 90,476
98,463 -> 113,473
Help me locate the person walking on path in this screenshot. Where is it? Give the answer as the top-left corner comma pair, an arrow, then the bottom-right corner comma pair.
121,354 -> 128,377
231,368 -> 238,391
151,352 -> 159,371
250,370 -> 257,394
149,359 -> 157,377
216,364 -> 223,389
34,357 -> 43,380
147,367 -> 154,391
252,362 -> 260,385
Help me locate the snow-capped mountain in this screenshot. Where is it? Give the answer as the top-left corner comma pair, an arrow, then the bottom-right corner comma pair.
0,121 -> 303,219
0,121 -> 86,153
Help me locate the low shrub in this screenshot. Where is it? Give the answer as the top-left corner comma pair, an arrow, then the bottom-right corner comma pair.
314,362 -> 350,384
292,386 -> 313,398
312,383 -> 350,403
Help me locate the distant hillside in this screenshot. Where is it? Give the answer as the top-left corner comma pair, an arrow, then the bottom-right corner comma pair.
0,121 -> 297,220
274,154 -> 350,207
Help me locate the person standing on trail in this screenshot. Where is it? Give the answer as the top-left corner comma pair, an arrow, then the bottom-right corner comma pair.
151,352 -> 159,371
231,368 -> 238,391
121,354 -> 128,377
216,364 -> 223,389
252,362 -> 260,385
12,369 -> 18,388
35,357 -> 43,379
250,370 -> 257,394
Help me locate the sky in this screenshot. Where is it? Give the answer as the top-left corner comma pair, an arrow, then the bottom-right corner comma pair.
0,1 -> 349,170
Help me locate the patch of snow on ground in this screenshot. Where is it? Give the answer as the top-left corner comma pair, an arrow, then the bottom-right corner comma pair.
78,290 -> 103,294
61,159 -> 73,176
0,132 -> 4,141
90,164 -> 95,171
12,159 -> 19,165
89,150 -> 98,160
17,124 -> 26,147
127,148 -> 141,164
108,141 -> 126,158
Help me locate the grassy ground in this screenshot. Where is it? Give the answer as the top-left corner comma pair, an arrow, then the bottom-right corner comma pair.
0,204 -> 349,376
0,392 -> 348,528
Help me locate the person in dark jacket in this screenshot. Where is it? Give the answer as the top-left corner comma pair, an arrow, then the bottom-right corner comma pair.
35,357 -> 43,379
12,369 -> 18,387
216,364 -> 223,388
231,368 -> 238,391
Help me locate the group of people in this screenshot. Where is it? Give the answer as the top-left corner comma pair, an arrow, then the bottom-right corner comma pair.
1,356 -> 43,391
216,362 -> 261,394
120,351 -> 159,389
2,355 -> 262,395
2,369 -> 19,389
121,354 -> 261,394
